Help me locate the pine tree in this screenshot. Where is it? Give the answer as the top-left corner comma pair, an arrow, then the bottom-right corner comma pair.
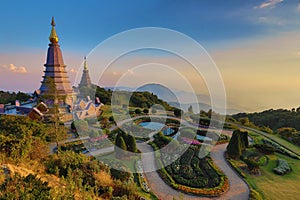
127,135 -> 137,153
226,130 -> 242,159
115,134 -> 127,159
241,131 -> 249,149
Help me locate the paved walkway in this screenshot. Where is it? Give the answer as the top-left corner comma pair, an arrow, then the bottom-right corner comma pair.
210,144 -> 249,200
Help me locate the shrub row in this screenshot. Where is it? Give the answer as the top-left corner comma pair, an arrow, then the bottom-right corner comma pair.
263,139 -> 300,159
180,148 -> 194,166
254,144 -> 276,155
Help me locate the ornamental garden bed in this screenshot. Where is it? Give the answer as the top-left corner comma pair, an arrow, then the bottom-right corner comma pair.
150,133 -> 229,197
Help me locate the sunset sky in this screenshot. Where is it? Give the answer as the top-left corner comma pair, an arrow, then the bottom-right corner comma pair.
1,0 -> 300,112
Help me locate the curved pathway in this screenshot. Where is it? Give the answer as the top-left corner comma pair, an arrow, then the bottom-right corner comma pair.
137,142 -> 249,200
210,144 -> 249,200
66,115 -> 250,199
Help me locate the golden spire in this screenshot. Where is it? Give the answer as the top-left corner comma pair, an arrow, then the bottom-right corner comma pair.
84,56 -> 88,70
49,16 -> 59,43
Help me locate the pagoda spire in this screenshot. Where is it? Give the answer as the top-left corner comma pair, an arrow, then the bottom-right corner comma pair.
79,56 -> 92,87
84,56 -> 88,70
49,16 -> 59,43
39,17 -> 74,106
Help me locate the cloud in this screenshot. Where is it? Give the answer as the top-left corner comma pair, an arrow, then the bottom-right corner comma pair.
298,3 -> 300,11
255,0 -> 283,9
0,64 -> 28,73
68,68 -> 77,73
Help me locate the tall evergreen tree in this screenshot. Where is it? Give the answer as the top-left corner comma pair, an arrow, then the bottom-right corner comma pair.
226,130 -> 242,159
115,134 -> 127,159
127,134 -> 137,153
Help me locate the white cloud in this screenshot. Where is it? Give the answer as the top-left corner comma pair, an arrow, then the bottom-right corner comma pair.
255,0 -> 283,9
68,68 -> 77,73
0,64 -> 28,73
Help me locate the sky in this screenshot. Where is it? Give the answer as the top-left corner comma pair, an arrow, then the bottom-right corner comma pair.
1,0 -> 300,112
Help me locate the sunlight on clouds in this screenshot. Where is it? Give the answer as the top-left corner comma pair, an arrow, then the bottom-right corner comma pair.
254,0 -> 284,9
0,64 -> 28,74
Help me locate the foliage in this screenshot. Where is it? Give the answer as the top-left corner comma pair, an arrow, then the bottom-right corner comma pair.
71,120 -> 89,136
134,108 -> 142,114
232,108 -> 300,131
276,127 -> 300,146
254,144 -> 276,155
249,189 -> 263,200
262,139 -> 300,159
127,134 -> 137,153
244,158 -> 260,171
225,157 -> 246,178
226,130 -> 243,159
0,174 -> 51,200
174,108 -> 183,117
143,108 -> 149,114
97,87 -> 173,110
273,159 -> 292,175
150,139 -> 228,196
0,115 -> 49,163
115,134 -> 127,159
0,90 -> 31,104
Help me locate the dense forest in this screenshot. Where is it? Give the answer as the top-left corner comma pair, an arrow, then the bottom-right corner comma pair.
232,108 -> 300,131
0,90 -> 31,104
79,85 -> 173,110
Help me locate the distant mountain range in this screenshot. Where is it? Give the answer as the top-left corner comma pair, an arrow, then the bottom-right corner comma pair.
105,83 -> 246,115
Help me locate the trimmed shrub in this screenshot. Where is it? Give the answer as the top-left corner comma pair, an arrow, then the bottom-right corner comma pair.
273,159 -> 291,175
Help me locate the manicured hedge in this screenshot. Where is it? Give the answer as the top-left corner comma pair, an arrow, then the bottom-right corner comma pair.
263,139 -> 300,159
149,142 -> 229,197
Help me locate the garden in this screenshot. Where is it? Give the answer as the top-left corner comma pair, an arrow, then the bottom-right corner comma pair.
226,130 -> 300,200
150,132 -> 228,197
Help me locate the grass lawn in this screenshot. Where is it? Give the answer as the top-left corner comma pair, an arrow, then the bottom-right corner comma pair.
246,153 -> 300,200
96,152 -> 139,172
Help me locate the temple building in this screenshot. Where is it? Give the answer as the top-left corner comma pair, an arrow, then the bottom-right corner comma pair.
38,17 -> 75,106
4,17 -> 103,122
79,57 -> 92,88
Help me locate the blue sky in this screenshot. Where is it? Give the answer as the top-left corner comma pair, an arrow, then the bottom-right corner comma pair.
2,0 -> 299,52
1,0 -> 300,111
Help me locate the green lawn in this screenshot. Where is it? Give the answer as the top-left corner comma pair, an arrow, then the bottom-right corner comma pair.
246,153 -> 300,200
